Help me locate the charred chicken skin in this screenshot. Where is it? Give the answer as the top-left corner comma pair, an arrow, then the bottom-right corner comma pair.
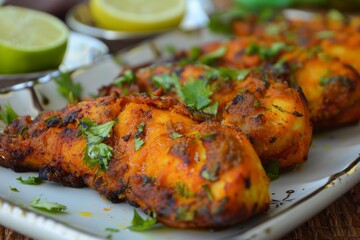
101,64 -> 312,170
0,94 -> 270,228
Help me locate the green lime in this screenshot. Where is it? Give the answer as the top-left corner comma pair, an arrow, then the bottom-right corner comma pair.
0,6 -> 69,74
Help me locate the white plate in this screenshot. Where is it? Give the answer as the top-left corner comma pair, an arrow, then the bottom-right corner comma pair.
0,28 -> 359,240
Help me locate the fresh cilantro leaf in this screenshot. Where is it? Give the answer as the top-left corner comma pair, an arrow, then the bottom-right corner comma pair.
114,70 -> 136,87
202,101 -> 219,116
54,72 -> 82,104
105,228 -> 119,233
199,46 -> 227,65
246,42 -> 287,60
30,196 -> 67,214
181,79 -> 212,110
170,132 -> 183,139
137,122 -> 145,134
134,138 -> 145,151
200,163 -> 219,181
79,119 -> 116,170
86,143 -> 114,169
128,209 -> 157,231
17,176 -> 43,185
265,161 -> 280,181
152,73 -> 181,92
205,68 -> 250,81
254,101 -> 261,107
9,186 -> 19,192
0,104 -> 19,125
175,182 -> 193,198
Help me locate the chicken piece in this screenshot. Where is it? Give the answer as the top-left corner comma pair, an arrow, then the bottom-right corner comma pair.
179,38 -> 360,131
280,49 -> 360,131
101,64 -> 312,170
0,94 -> 270,229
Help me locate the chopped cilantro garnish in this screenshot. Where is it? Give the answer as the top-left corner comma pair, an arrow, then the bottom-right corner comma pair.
9,186 -> 19,192
30,196 -> 67,214
137,122 -> 145,133
114,69 -> 136,87
199,46 -> 227,65
152,73 -> 182,96
134,122 -> 146,151
134,138 -> 145,151
175,182 -> 193,198
200,163 -> 219,181
246,42 -> 287,60
205,67 -> 250,81
202,101 -> 219,116
79,119 -> 116,170
105,228 -> 119,233
128,209 -> 157,231
17,176 -> 43,185
181,79 -> 212,110
0,104 -> 19,125
170,132 -> 183,139
54,72 -> 82,104
265,161 -> 280,181
254,101 -> 261,107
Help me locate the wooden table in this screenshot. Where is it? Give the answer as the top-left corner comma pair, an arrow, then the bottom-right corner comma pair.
1,183 -> 359,240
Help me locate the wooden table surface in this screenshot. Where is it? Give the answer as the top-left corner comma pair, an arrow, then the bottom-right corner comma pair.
1,183 -> 359,240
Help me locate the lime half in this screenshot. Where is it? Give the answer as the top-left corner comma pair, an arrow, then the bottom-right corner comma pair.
0,6 -> 69,74
89,0 -> 186,32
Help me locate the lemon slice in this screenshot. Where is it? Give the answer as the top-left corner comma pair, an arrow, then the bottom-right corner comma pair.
89,0 -> 186,32
0,6 -> 69,74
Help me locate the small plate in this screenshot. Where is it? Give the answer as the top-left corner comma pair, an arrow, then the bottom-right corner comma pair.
65,3 -> 172,41
0,31 -> 109,88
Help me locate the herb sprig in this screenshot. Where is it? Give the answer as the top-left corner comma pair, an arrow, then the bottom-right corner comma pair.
128,209 -> 157,231
0,104 -> 19,125
79,119 -> 116,170
54,72 -> 82,104
30,196 -> 67,214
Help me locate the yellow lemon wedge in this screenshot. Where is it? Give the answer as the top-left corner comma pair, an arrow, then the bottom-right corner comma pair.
89,0 -> 186,32
0,6 -> 69,74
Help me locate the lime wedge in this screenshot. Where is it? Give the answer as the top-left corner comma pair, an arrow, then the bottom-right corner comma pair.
89,0 -> 186,32
0,6 -> 69,74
